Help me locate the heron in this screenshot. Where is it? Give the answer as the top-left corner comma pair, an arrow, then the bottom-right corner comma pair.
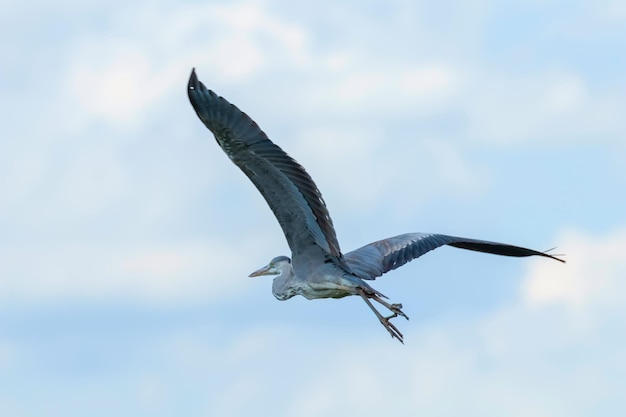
187,69 -> 564,343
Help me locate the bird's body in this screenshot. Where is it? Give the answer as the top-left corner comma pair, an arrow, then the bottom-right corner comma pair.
187,69 -> 564,343
266,259 -> 378,300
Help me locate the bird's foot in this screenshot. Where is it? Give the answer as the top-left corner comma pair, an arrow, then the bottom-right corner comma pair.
389,303 -> 409,320
379,314 -> 404,344
379,305 -> 408,343
356,288 -> 408,344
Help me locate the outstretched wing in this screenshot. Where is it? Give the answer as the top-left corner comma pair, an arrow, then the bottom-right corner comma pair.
344,232 -> 565,280
187,69 -> 342,261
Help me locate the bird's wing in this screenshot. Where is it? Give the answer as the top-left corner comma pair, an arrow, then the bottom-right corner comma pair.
188,69 -> 342,261
344,232 -> 565,280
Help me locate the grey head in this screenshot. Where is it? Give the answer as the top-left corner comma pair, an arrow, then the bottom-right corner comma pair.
248,256 -> 292,278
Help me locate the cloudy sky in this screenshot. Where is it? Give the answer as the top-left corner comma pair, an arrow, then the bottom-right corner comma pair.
1,0 -> 625,415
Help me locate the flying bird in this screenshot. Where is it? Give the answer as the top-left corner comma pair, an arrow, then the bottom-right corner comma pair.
187,69 -> 564,343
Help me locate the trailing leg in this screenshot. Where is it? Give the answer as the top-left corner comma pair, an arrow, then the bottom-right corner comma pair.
356,288 -> 406,343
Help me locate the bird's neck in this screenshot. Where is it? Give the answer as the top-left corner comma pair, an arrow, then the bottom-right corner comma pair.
272,269 -> 296,301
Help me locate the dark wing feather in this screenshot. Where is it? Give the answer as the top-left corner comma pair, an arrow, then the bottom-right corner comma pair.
345,232 -> 565,280
187,69 -> 342,260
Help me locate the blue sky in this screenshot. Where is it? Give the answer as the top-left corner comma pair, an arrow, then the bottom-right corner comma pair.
1,0 -> 625,415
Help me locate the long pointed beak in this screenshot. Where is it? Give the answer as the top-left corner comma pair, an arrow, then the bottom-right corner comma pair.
248,264 -> 272,277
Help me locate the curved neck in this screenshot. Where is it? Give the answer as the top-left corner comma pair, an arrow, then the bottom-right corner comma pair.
272,265 -> 296,300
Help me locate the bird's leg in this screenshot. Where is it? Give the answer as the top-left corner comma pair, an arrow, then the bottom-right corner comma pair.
357,288 -> 404,344
369,294 -> 409,321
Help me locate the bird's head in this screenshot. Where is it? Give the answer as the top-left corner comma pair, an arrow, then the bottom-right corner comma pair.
248,256 -> 292,277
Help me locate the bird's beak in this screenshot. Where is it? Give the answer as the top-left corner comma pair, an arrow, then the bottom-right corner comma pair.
248,264 -> 272,277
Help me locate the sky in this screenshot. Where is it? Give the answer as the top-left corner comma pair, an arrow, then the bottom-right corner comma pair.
1,0 -> 625,415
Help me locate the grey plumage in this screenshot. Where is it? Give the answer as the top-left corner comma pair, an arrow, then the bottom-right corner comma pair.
344,232 -> 561,280
188,68 -> 564,343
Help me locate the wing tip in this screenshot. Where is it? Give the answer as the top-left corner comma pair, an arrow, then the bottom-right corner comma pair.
542,247 -> 567,263
188,67 -> 198,90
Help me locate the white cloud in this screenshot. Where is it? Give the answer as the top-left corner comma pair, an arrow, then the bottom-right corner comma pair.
60,1 -> 313,131
302,63 -> 462,118
542,75 -> 586,115
524,228 -> 626,311
606,0 -> 626,19
206,2 -> 311,69
292,125 -> 487,217
466,71 -> 625,144
0,239 -> 262,305
67,46 -> 163,128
